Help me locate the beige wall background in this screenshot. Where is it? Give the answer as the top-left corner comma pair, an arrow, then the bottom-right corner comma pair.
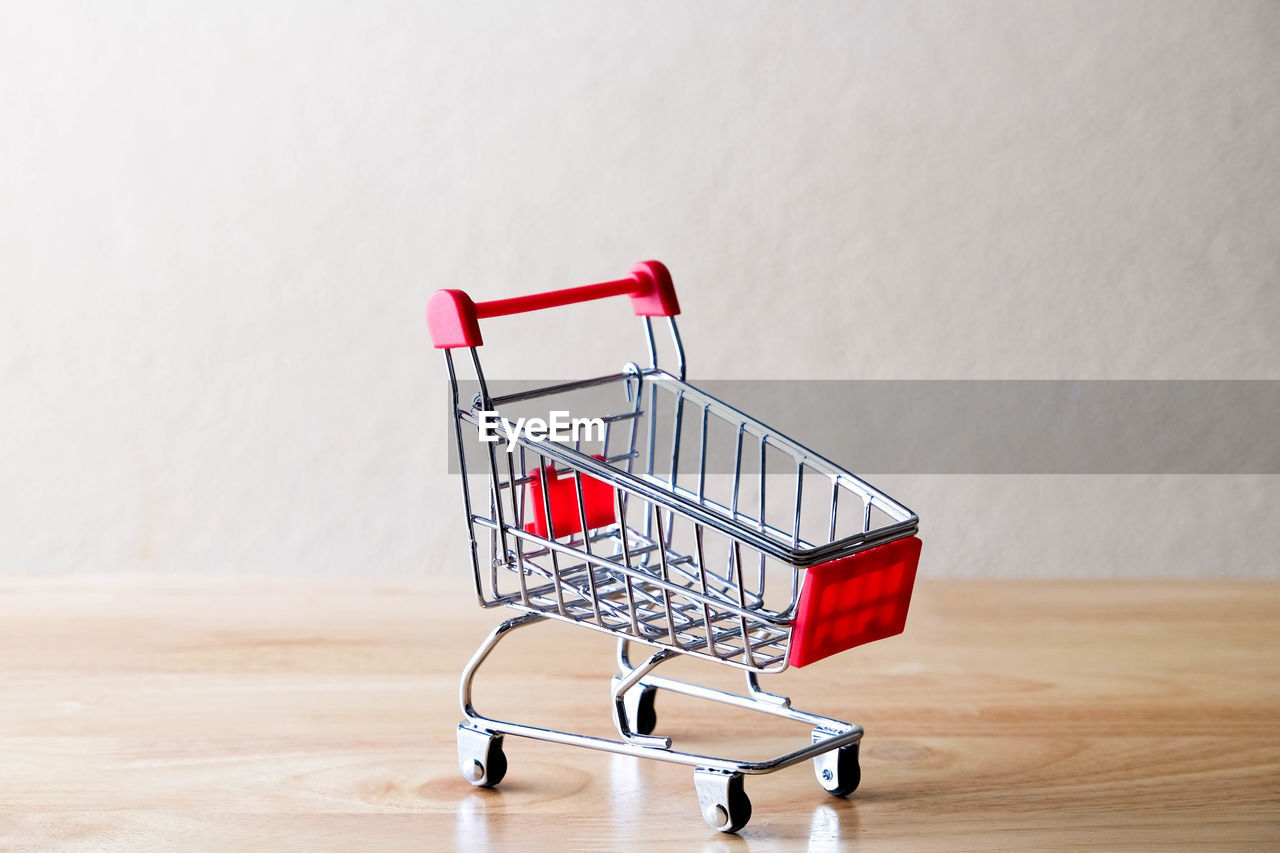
1,1 -> 1276,577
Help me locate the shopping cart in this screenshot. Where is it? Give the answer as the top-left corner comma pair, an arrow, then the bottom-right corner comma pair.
427,261 -> 922,833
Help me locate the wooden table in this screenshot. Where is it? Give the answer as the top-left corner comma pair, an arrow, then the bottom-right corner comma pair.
0,576 -> 1276,851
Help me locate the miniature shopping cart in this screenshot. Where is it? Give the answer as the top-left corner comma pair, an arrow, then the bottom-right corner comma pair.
426,262 -> 922,833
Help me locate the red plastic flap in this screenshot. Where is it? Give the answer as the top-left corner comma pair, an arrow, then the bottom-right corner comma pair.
788,536 -> 922,668
524,459 -> 617,539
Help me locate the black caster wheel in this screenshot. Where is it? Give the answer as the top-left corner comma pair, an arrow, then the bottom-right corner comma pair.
457,724 -> 507,788
694,769 -> 752,834
613,679 -> 659,737
632,685 -> 658,736
814,741 -> 860,797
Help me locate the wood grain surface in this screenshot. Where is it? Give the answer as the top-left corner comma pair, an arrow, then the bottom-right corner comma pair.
0,576 -> 1276,851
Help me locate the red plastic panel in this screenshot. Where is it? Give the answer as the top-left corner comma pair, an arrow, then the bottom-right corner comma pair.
788,536 -> 922,668
524,459 -> 617,539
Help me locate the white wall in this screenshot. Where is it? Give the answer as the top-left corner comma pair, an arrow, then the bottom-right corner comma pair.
1,1 -> 1276,576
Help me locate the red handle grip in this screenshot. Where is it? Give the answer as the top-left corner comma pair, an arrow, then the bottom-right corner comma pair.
427,260 -> 679,349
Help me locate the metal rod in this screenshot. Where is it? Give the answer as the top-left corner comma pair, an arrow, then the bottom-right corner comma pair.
536,450 -> 568,617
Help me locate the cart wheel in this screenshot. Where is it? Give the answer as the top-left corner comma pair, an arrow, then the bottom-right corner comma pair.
694,769 -> 752,834
457,724 -> 507,788
813,741 -> 860,797
632,685 -> 658,736
613,680 -> 659,737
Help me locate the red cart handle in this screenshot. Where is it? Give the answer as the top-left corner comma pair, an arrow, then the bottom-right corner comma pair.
427,260 -> 679,349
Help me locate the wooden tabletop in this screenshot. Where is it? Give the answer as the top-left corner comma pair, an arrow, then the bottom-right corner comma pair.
0,576 -> 1276,851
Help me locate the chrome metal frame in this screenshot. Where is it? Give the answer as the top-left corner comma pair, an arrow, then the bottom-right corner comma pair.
458,613 -> 862,774
442,314 -> 914,832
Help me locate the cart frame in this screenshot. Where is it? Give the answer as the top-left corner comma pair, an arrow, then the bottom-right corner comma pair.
429,262 -> 919,833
